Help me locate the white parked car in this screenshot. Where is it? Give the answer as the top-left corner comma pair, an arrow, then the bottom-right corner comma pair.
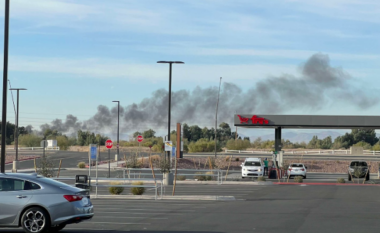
288,163 -> 307,179
241,158 -> 264,178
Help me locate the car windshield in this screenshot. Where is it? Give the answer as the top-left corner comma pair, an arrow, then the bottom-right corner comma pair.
245,161 -> 261,166
291,164 -> 304,168
350,161 -> 367,167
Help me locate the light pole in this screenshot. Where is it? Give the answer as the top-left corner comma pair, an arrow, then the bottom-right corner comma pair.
10,88 -> 27,172
112,101 -> 120,165
157,61 -> 184,162
1,0 -> 10,174
214,77 -> 222,158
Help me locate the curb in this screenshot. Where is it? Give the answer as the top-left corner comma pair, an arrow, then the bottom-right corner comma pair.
90,195 -> 236,201
273,182 -> 380,186
5,157 -> 40,165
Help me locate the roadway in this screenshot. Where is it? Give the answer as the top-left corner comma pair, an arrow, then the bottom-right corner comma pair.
2,184 -> 380,233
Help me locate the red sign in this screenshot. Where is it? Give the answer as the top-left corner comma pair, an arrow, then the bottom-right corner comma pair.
137,135 -> 144,143
237,115 -> 269,125
105,139 -> 113,149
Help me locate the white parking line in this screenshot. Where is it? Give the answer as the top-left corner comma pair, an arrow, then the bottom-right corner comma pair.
95,216 -> 168,220
94,208 -> 195,212
98,212 -> 185,215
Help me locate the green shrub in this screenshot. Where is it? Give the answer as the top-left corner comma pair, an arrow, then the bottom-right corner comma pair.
235,157 -> 240,162
108,182 -> 124,195
257,177 -> 266,182
177,175 -> 186,181
188,139 -> 221,152
195,172 -> 212,181
294,176 -> 303,183
225,139 -> 251,150
77,162 -> 86,169
337,178 -> 345,183
131,181 -> 145,195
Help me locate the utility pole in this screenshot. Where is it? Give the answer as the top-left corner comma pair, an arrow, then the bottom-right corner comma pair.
1,0 -> 10,173
214,77 -> 222,158
10,88 -> 27,173
112,101 -> 120,165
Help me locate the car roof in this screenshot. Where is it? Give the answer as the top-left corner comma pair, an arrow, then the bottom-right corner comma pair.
0,173 -> 42,180
245,158 -> 261,161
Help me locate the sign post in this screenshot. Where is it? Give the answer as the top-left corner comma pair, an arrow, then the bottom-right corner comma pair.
137,135 -> 143,157
89,144 -> 97,178
105,139 -> 113,178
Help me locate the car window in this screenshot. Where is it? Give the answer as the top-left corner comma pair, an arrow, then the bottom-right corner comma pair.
0,178 -> 25,191
291,164 -> 304,168
24,181 -> 41,190
244,161 -> 261,166
350,161 -> 367,167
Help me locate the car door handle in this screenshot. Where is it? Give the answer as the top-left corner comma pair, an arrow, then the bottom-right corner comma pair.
16,195 -> 27,199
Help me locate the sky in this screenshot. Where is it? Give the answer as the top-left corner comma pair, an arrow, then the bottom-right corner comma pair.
0,0 -> 380,139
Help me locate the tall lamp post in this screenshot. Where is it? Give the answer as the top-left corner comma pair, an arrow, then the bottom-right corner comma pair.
112,101 -> 120,165
1,0 -> 10,174
157,61 -> 184,162
10,88 -> 27,172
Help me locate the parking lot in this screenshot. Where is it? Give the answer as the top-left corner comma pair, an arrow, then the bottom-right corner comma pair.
2,184 -> 380,233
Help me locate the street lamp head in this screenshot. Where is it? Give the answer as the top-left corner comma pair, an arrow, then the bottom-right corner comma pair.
9,88 -> 27,91
112,101 -> 120,103
157,61 -> 184,64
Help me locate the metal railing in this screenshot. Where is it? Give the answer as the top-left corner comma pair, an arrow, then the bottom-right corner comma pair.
7,146 -> 61,151
224,149 -> 380,155
121,168 -> 223,185
52,176 -> 163,200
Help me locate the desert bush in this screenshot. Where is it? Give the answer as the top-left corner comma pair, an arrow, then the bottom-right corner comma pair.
177,175 -> 186,181
77,162 -> 86,169
36,156 -> 56,178
131,181 -> 145,195
188,139 -> 221,152
150,155 -> 160,163
226,139 -> 251,150
235,157 -> 240,161
257,177 -> 266,182
125,152 -> 142,168
195,172 -> 212,181
225,156 -> 231,161
337,178 -> 345,183
294,176 -> 303,183
353,141 -> 372,150
108,182 -> 124,195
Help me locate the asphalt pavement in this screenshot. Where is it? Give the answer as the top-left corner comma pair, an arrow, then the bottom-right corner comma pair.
2,184 -> 380,233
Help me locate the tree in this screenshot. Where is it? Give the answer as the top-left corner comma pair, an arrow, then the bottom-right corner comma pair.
351,129 -> 379,145
202,127 -> 212,140
133,131 -> 142,138
320,136 -> 332,149
219,122 -> 232,141
307,136 -> 321,149
143,129 -> 156,139
18,134 -> 42,147
56,135 -> 69,150
333,133 -> 354,149
182,124 -> 191,141
189,125 -> 202,142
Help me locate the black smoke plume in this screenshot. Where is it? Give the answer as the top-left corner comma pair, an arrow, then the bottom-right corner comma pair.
39,53 -> 378,138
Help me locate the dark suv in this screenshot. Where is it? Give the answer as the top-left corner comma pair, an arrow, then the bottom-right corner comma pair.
348,160 -> 369,181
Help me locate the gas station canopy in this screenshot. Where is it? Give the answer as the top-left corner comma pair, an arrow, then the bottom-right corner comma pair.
234,115 -> 380,129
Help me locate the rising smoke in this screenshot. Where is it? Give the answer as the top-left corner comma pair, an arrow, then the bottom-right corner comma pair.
39,53 -> 378,137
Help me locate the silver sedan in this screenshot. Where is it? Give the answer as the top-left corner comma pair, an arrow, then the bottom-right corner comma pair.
0,173 -> 94,233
